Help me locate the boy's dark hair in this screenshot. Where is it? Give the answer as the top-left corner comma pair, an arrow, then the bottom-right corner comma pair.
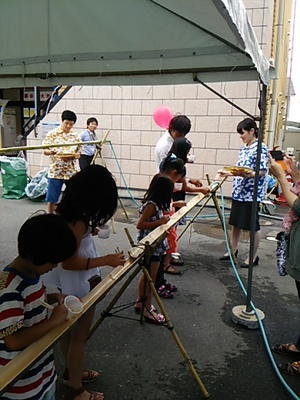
87,117 -> 98,126
56,164 -> 118,229
61,110 -> 77,123
18,214 -> 76,266
168,137 -> 192,164
142,174 -> 174,212
237,118 -> 258,138
161,154 -> 186,177
168,115 -> 191,136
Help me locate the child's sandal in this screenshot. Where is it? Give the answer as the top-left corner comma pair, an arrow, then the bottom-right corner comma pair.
66,387 -> 104,400
63,368 -> 99,385
164,279 -> 177,292
157,284 -> 174,299
144,310 -> 165,324
134,301 -> 157,313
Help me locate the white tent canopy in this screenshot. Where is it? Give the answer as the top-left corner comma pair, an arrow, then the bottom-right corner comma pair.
0,0 -> 271,88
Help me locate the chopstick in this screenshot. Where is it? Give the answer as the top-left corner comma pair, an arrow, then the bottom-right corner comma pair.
115,246 -> 120,254
39,299 -> 54,311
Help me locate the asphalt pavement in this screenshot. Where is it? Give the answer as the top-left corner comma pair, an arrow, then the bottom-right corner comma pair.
1,189 -> 300,400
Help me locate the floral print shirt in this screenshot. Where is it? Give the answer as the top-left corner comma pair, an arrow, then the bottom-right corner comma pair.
43,127 -> 81,179
232,140 -> 269,202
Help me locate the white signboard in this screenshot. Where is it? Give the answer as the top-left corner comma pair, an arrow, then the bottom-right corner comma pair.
41,122 -> 60,140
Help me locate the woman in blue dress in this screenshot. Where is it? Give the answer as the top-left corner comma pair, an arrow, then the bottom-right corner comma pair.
219,118 -> 269,268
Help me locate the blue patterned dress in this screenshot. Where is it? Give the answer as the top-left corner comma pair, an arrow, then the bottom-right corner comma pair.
232,139 -> 269,202
137,201 -> 169,256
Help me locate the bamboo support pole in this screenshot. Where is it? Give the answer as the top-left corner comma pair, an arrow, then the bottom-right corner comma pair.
205,174 -> 237,265
141,264 -> 210,398
124,228 -> 135,247
177,178 -> 226,241
91,130 -> 110,165
88,263 -> 142,339
91,133 -> 129,221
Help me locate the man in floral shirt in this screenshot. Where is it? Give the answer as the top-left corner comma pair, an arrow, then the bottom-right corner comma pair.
43,110 -> 81,213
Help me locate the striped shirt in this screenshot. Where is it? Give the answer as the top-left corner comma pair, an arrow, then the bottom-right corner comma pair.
0,267 -> 56,399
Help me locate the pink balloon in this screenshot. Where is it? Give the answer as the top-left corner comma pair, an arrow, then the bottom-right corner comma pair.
153,105 -> 173,129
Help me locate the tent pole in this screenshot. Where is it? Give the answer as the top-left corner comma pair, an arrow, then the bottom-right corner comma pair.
231,83 -> 267,329
245,83 -> 267,311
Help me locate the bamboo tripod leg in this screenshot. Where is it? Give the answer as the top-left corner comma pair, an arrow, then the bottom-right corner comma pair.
88,264 -> 142,340
91,144 -> 120,231
124,228 -> 135,247
139,242 -> 151,322
177,192 -> 217,241
117,196 -> 130,220
100,146 -> 129,220
206,175 -> 237,264
94,142 -> 130,221
91,129 -> 111,165
140,264 -> 210,398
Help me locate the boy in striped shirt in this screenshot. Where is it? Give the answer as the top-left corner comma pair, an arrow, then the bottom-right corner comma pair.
0,213 -> 76,399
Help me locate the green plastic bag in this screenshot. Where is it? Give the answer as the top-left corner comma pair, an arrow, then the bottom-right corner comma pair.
0,156 -> 28,199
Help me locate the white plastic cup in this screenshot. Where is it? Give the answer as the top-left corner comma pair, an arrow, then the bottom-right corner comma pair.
64,295 -> 83,319
98,224 -> 110,239
174,182 -> 183,191
187,154 -> 196,163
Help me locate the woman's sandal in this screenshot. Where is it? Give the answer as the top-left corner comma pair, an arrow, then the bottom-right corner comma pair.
144,310 -> 165,325
164,265 -> 182,275
279,361 -> 300,375
272,343 -> 300,357
66,386 -> 104,400
63,368 -> 100,385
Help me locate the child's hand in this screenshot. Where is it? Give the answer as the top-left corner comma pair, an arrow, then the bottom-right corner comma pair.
189,178 -> 203,187
106,252 -> 126,268
173,200 -> 186,208
159,215 -> 170,224
50,304 -> 68,324
47,292 -> 65,306
200,187 -> 210,195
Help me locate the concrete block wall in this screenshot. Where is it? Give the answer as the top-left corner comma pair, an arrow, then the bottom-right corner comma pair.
26,2 -> 271,199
